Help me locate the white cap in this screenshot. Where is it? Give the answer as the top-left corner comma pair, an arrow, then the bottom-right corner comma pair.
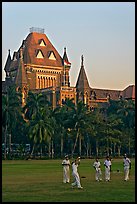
65,155 -> 68,158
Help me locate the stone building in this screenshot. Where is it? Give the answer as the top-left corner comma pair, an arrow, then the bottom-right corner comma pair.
2,28 -> 135,108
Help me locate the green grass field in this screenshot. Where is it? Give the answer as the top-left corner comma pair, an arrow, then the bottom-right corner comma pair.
2,158 -> 135,202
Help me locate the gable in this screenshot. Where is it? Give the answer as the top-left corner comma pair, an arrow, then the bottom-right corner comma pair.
36,50 -> 44,58
48,51 -> 56,60
39,39 -> 46,46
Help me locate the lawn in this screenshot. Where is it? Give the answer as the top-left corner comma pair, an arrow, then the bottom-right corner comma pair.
2,158 -> 135,202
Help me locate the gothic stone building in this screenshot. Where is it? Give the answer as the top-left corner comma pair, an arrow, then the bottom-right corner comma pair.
2,28 -> 135,108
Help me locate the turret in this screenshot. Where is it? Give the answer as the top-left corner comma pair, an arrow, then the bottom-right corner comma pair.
62,47 -> 71,87
76,55 -> 90,104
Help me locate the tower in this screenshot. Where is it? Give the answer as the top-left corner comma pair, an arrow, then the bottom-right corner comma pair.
76,55 -> 90,105
15,48 -> 29,106
62,47 -> 71,87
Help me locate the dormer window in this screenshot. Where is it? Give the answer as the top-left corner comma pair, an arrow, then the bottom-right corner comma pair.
36,49 -> 44,58
48,51 -> 56,60
38,39 -> 46,46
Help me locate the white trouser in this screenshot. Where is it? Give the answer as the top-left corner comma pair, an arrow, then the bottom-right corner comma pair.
105,167 -> 110,181
72,172 -> 82,188
95,169 -> 102,181
124,166 -> 129,181
63,166 -> 70,183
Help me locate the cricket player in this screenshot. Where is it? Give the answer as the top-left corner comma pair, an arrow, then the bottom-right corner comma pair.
71,157 -> 83,189
93,157 -> 102,181
62,155 -> 70,183
123,154 -> 131,181
104,156 -> 112,181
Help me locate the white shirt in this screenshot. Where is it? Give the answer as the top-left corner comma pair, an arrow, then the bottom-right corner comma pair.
123,158 -> 131,167
104,160 -> 111,169
72,162 -> 78,174
93,161 -> 101,170
62,159 -> 70,167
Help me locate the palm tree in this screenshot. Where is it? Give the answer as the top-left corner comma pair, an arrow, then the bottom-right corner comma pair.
23,91 -> 53,156
63,100 -> 89,157
117,99 -> 135,155
2,85 -> 22,159
23,91 -> 50,120
26,108 -> 53,157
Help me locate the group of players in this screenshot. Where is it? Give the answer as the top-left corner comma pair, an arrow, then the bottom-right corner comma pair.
62,154 -> 131,189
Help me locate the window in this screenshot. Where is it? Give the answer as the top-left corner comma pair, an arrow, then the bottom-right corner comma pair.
36,50 -> 44,58
39,39 -> 46,46
48,51 -> 56,60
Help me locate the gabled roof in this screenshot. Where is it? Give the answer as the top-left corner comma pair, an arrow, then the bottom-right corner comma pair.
20,32 -> 63,67
76,55 -> 90,90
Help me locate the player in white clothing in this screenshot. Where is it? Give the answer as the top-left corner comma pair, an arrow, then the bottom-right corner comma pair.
62,155 -> 70,183
104,156 -> 112,181
93,157 -> 102,181
123,154 -> 131,181
71,157 -> 83,189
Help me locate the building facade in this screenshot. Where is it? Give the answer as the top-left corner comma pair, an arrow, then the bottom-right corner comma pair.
2,28 -> 135,108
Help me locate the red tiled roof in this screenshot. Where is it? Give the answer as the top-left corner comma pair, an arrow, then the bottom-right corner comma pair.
21,32 -> 63,67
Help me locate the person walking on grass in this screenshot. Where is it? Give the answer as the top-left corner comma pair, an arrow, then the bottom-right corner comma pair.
93,157 -> 102,181
62,155 -> 70,183
71,157 -> 83,189
123,153 -> 131,181
104,155 -> 112,181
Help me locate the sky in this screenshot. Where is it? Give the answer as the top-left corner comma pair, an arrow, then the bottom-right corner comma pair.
2,2 -> 135,90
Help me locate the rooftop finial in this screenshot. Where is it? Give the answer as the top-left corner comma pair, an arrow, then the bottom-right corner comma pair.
81,55 -> 84,66
29,27 -> 44,34
8,49 -> 10,54
64,47 -> 66,52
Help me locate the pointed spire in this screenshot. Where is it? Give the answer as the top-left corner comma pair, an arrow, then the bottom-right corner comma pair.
81,55 -> 84,67
76,55 -> 90,89
62,47 -> 71,66
15,48 -> 28,87
4,49 -> 11,76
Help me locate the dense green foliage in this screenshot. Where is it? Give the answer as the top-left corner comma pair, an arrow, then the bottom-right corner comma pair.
2,87 -> 135,159
2,159 -> 135,202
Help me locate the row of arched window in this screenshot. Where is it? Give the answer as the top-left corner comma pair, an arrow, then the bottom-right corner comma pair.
37,76 -> 57,89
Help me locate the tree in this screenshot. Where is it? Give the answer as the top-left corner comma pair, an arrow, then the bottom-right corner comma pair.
62,101 -> 89,157
2,85 -> 22,159
23,91 -> 53,156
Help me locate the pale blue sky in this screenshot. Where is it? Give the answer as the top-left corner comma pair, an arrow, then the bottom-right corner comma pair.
2,2 -> 135,90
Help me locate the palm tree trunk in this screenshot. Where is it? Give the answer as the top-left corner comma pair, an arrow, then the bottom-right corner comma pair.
51,140 -> 54,159
61,136 -> 63,157
79,136 -> 81,156
71,128 -> 79,157
114,142 -> 116,156
96,140 -> 99,157
128,136 -> 130,155
118,145 -> 121,157
107,137 -> 109,155
31,144 -> 35,156
4,127 -> 7,160
9,133 -> 11,158
40,145 -> 42,158
48,140 -> 51,158
86,141 -> 89,157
